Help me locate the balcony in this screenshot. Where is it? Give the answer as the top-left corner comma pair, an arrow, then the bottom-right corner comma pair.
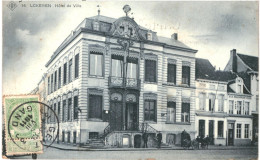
109,76 -> 141,90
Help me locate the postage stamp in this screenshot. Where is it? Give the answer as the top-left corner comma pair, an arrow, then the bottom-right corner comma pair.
3,95 -> 43,155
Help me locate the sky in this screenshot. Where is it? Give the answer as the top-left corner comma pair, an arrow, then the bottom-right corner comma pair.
2,1 -> 259,95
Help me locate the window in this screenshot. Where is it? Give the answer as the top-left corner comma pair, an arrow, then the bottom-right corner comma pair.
67,132 -> 71,143
145,60 -> 157,82
93,21 -> 99,31
218,121 -> 224,138
199,120 -> 205,138
73,96 -> 78,120
67,98 -> 72,121
147,32 -> 152,40
199,93 -> 206,110
167,102 -> 176,122
54,71 -> 57,91
167,63 -> 176,84
111,56 -> 123,77
58,67 -> 61,89
182,66 -> 190,85
244,102 -> 249,115
58,101 -> 61,121
75,54 -> 79,78
237,101 -> 242,114
89,95 -> 102,119
144,100 -> 156,122
73,131 -> 77,144
218,95 -> 224,112
209,94 -> 215,111
53,103 -> 56,122
127,58 -> 137,79
229,100 -> 234,114
181,103 -> 190,122
209,85 -> 215,90
51,74 -> 53,93
48,76 -> 50,95
245,124 -> 249,138
62,131 -> 65,142
238,84 -> 242,93
62,99 -> 66,121
68,59 -> 72,82
90,52 -> 103,76
237,124 -> 241,138
63,63 -> 67,85
50,104 -> 54,122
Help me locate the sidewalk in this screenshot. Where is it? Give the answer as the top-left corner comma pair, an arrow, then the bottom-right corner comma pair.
44,143 -> 258,151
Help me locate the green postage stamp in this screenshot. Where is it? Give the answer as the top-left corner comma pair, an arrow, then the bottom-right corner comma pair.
4,95 -> 43,155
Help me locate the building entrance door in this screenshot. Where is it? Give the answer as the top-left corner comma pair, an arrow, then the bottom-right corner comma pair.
110,102 -> 123,131
208,120 -> 214,145
125,103 -> 138,130
228,123 -> 234,146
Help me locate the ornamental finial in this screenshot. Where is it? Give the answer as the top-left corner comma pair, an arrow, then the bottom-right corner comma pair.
123,5 -> 131,17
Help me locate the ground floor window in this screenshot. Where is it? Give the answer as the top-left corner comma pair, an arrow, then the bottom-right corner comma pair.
199,120 -> 205,138
62,131 -> 65,142
67,132 -> 71,143
181,103 -> 190,122
144,100 -> 156,122
89,132 -> 99,139
167,102 -> 176,122
237,124 -> 241,138
89,95 -> 102,119
245,124 -> 249,138
218,121 -> 224,138
73,131 -> 77,144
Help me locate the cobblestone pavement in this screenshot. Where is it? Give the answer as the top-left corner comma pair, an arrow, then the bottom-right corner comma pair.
10,146 -> 258,160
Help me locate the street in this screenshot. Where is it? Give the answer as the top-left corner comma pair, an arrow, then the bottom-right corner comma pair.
10,147 -> 258,160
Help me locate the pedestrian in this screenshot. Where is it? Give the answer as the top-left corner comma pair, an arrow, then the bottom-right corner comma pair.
142,132 -> 148,148
157,131 -> 162,149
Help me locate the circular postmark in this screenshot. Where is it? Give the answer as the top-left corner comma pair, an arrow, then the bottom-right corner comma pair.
7,101 -> 59,152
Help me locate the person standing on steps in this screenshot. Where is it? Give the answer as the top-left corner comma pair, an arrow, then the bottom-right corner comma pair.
157,131 -> 162,149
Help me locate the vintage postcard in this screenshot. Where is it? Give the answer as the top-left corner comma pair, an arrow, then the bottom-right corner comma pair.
2,0 -> 259,159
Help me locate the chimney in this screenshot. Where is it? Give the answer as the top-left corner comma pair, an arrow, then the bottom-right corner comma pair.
230,49 -> 237,73
171,33 -> 178,40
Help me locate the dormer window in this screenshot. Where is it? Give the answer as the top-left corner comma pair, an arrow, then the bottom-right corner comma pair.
238,84 -> 242,93
93,21 -> 99,31
147,32 -> 152,41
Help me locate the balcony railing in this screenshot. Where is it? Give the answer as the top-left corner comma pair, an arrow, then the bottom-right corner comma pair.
109,76 -> 140,90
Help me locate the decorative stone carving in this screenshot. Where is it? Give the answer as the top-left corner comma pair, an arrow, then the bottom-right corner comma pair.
168,59 -> 177,64
182,61 -> 191,67
144,53 -> 157,61
167,97 -> 177,102
182,97 -> 190,103
144,93 -> 157,100
88,88 -> 103,96
89,44 -> 105,54
126,94 -> 137,102
111,93 -> 123,101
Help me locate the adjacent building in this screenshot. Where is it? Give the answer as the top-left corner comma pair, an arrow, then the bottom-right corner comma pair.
44,5 -> 198,148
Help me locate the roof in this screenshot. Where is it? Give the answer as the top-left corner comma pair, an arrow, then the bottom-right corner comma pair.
157,36 -> 192,50
195,58 -> 237,81
237,53 -> 258,71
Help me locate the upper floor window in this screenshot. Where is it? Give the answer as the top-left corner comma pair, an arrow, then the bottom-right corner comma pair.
238,84 -> 242,93
229,100 -> 234,114
73,96 -> 78,120
237,101 -> 242,114
62,99 -> 66,122
167,63 -> 176,84
144,100 -> 156,122
67,97 -> 72,121
181,102 -> 190,123
90,52 -> 103,76
68,59 -> 72,82
182,66 -> 190,86
48,76 -> 50,95
145,60 -> 157,82
57,100 -> 61,121
111,56 -> 123,77
58,67 -> 61,89
63,63 -> 67,85
51,74 -> 54,93
167,102 -> 176,122
147,32 -> 152,40
218,95 -> 224,112
199,93 -> 206,110
127,58 -> 138,79
93,21 -> 99,31
244,102 -> 249,115
209,94 -> 215,111
54,71 -> 57,91
75,54 -> 79,78
237,124 -> 241,138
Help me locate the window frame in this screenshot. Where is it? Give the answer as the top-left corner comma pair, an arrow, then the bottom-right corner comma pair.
145,59 -> 157,83
237,101 -> 242,115
166,101 -> 176,123
181,102 -> 190,123
88,94 -> 103,120
229,100 -> 234,114
244,124 -> 249,138
167,63 -> 176,84
218,94 -> 224,112
236,123 -> 241,138
63,63 -> 67,85
68,59 -> 72,83
75,54 -> 79,78
181,65 -> 190,86
144,99 -> 157,122
89,51 -> 104,77
218,121 -> 224,138
199,93 -> 206,110
58,67 -> 61,89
